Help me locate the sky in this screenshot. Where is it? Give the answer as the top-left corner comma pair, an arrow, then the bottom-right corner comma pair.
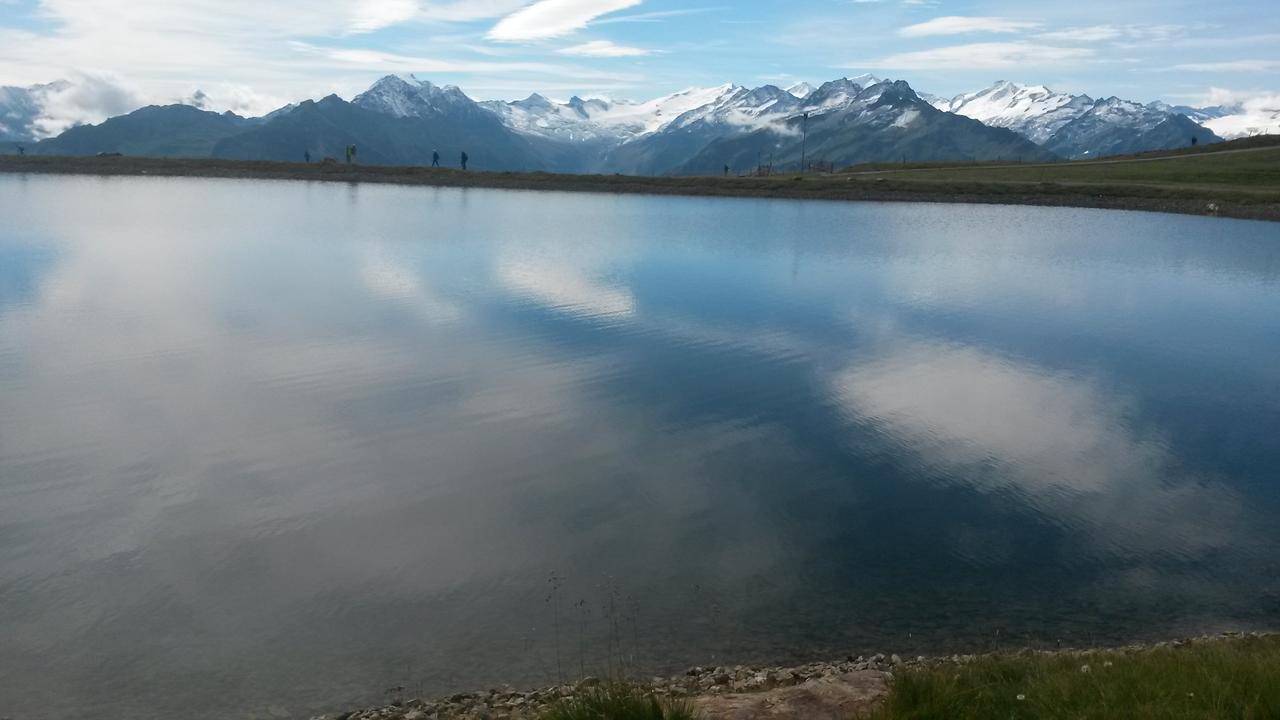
1,0 -> 1277,118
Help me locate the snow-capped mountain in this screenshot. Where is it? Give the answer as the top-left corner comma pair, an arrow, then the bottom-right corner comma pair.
605,77 -> 1052,175
1044,96 -> 1219,158
483,74 -> 887,153
936,81 -> 1094,144
478,93 -> 621,144
665,84 -> 803,133
480,83 -> 744,145
19,72 -> 1255,171
352,75 -> 490,122
785,82 -> 816,99
1147,101 -> 1230,126
938,80 -> 1222,158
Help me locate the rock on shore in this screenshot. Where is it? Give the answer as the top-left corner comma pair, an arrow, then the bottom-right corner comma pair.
316,632 -> 1269,720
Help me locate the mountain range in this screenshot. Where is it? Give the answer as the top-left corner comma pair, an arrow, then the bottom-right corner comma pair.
933,81 -> 1219,159
5,74 -> 1271,174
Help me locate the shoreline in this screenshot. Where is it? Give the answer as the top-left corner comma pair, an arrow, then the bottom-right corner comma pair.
324,631 -> 1275,720
3,155 -> 1278,223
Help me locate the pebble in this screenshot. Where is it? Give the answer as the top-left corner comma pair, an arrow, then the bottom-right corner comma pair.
325,631 -> 1273,720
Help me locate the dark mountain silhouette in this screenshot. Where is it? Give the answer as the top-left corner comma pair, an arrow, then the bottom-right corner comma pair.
32,104 -> 251,157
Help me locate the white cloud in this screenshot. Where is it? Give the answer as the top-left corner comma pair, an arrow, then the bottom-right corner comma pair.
29,72 -> 146,137
557,40 -> 651,57
1196,88 -> 1280,138
1170,59 -> 1280,73
898,16 -> 1040,38
182,84 -> 290,117
0,0 -> 533,112
860,42 -> 1094,70
1036,24 -> 1185,43
487,0 -> 644,41
297,43 -> 643,84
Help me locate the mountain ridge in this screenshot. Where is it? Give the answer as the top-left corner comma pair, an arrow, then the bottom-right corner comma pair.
11,74 -> 1251,173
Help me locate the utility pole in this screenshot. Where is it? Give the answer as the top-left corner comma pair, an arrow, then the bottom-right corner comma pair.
800,112 -> 809,173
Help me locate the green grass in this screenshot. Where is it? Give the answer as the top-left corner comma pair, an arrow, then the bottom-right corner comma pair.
539,683 -> 698,720
871,635 -> 1280,720
844,136 -> 1280,194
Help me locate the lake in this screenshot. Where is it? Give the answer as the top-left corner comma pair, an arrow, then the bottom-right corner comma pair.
1,174 -> 1278,719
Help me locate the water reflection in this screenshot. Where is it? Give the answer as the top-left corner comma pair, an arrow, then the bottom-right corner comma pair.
1,175 -> 1279,720
835,342 -> 1248,558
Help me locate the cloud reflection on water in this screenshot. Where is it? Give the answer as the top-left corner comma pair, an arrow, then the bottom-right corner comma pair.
834,342 -> 1249,560
2,176 -> 1280,720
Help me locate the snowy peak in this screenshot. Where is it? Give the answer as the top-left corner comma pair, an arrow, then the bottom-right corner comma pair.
1045,94 -> 1220,158
786,82 -> 816,99
803,75 -> 886,113
352,75 -> 480,119
666,83 -> 804,131
940,80 -> 1093,144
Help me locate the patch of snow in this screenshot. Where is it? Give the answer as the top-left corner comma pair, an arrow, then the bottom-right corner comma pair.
786,82 -> 816,99
940,80 -> 1093,144
893,109 -> 921,128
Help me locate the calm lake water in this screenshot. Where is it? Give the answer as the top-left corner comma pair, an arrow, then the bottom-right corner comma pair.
1,174 -> 1279,719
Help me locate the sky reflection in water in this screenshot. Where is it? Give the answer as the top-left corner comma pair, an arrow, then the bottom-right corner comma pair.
1,175 -> 1279,719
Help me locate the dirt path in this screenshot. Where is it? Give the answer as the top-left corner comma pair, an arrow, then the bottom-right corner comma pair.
695,671 -> 888,720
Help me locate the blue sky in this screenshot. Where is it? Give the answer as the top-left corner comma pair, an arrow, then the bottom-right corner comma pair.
1,0 -> 1277,114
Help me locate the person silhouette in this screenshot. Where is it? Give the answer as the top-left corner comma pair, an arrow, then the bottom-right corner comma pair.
1191,136 -> 1199,147
724,163 -> 730,177
460,151 -> 468,171
305,150 -> 311,163
16,145 -> 24,156
432,150 -> 440,167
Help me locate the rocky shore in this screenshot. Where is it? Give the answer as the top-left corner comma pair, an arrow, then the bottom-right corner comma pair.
317,632 -> 1271,720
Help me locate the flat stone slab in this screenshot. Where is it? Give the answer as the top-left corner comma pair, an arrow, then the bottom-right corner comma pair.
694,671 -> 889,720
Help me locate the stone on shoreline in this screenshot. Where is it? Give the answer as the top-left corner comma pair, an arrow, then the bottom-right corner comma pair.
320,631 -> 1273,720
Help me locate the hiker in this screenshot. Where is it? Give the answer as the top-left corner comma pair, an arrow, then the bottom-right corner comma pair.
345,145 -> 352,164
351,145 -> 358,164
16,144 -> 24,156
724,163 -> 730,177
305,150 -> 311,163
460,151 -> 468,171
1191,136 -> 1199,147
432,150 -> 440,167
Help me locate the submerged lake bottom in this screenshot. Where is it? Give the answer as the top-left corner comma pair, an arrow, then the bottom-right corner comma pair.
1,175 -> 1279,719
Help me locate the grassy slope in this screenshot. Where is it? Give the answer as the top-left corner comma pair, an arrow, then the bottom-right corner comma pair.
844,136 -> 1280,194
872,635 -> 1280,720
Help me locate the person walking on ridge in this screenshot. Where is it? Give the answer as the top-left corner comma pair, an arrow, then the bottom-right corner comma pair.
345,145 -> 352,164
724,163 -> 730,177
305,150 -> 311,163
460,151 -> 468,171
432,150 -> 440,167
350,145 -> 358,164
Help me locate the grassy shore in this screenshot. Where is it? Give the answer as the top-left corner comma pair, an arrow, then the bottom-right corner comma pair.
328,634 -> 1278,720
872,634 -> 1280,720
3,136 -> 1279,222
